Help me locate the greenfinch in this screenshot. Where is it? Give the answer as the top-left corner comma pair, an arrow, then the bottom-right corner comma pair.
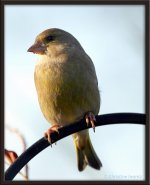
28,28 -> 102,171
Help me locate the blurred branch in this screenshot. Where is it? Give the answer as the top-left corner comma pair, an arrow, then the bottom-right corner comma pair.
5,112 -> 146,181
6,126 -> 27,151
5,126 -> 29,180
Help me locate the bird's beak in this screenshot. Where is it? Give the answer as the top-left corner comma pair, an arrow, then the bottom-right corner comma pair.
27,42 -> 47,55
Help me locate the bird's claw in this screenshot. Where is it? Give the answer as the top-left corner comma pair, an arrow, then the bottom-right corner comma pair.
85,112 -> 96,132
44,124 -> 60,146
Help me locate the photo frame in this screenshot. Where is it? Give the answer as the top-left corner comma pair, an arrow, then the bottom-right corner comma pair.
1,0 -> 149,184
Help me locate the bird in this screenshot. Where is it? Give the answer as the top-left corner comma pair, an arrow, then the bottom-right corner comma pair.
27,28 -> 102,171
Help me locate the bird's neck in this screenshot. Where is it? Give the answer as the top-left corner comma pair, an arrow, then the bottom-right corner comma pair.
36,53 -> 68,66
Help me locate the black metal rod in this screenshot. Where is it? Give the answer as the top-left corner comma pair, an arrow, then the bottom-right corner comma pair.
5,113 -> 146,181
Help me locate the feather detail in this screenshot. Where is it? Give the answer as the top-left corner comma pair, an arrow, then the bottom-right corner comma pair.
73,130 -> 102,171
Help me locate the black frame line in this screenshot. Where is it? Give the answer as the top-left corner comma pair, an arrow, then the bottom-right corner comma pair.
1,0 -> 149,185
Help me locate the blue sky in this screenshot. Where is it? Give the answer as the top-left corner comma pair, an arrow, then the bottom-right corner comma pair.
5,5 -> 145,180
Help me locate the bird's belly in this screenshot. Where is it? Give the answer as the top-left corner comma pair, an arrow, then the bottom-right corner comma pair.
35,75 -> 85,126
35,63 -> 100,126
37,86 -> 84,126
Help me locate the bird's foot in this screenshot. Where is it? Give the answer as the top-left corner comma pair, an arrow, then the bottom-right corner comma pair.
44,124 -> 60,146
85,112 -> 96,132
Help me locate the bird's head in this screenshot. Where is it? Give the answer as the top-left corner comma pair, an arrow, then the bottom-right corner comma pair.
27,28 -> 83,57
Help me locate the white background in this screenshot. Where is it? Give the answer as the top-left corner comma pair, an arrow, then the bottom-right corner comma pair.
5,5 -> 145,180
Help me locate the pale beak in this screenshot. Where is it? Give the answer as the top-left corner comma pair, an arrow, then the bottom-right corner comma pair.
27,42 -> 47,55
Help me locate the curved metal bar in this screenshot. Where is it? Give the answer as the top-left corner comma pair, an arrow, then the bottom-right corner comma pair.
5,113 -> 146,180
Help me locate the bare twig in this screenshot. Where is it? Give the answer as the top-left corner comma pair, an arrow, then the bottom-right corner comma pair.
6,126 -> 27,151
5,125 -> 29,180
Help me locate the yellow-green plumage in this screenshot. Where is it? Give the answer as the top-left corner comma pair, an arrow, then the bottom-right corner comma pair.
73,131 -> 101,171
30,28 -> 102,171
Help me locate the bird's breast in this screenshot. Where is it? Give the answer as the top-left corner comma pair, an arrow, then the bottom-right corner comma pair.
34,58 -> 100,126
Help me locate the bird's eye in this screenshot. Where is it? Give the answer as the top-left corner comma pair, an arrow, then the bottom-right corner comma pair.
46,35 -> 54,42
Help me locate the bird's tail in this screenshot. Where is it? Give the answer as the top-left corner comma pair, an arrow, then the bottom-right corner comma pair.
73,131 -> 102,171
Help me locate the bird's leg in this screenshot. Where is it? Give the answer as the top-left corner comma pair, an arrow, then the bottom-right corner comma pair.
44,124 -> 60,146
85,112 -> 96,132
